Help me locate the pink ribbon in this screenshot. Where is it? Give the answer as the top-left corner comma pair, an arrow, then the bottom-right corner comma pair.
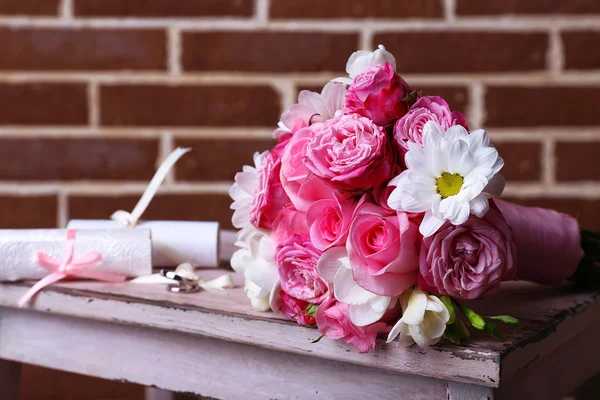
18,229 -> 127,307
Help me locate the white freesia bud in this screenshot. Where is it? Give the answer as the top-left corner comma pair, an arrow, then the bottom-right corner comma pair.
244,280 -> 271,312
387,287 -> 450,348
346,44 -> 396,79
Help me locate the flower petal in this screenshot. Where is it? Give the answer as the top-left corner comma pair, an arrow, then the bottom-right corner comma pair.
349,302 -> 387,326
401,289 -> 428,325
469,194 -> 489,218
333,264 -> 376,305
420,210 -> 445,237
317,246 -> 348,283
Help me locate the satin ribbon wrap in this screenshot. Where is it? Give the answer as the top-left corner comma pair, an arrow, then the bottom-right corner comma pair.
18,230 -> 127,307
494,199 -> 584,284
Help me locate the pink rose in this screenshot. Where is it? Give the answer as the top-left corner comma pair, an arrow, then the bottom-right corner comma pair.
276,235 -> 328,304
419,201 -> 516,300
345,63 -> 413,126
304,114 -> 396,192
394,95 -> 468,154
306,192 -> 357,251
280,126 -> 332,211
316,298 -> 389,353
249,150 -> 290,230
278,290 -> 316,326
347,202 -> 420,297
272,204 -> 309,246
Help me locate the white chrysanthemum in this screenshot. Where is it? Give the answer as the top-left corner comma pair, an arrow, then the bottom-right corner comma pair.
230,228 -> 279,312
229,151 -> 267,231
388,121 -> 504,237
386,288 -> 450,348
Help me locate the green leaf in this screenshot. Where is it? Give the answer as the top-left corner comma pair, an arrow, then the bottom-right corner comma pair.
456,319 -> 471,340
443,323 -> 460,344
306,304 -> 319,317
484,320 -> 503,341
487,315 -> 519,325
456,303 -> 486,330
440,296 -> 456,325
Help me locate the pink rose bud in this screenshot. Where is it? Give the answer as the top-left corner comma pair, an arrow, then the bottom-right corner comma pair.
494,199 -> 584,284
278,290 -> 316,326
419,201 -> 517,300
276,235 -> 329,304
347,202 -> 420,297
316,298 -> 389,353
345,62 -> 413,126
394,95 -> 468,155
249,150 -> 291,230
304,114 -> 396,192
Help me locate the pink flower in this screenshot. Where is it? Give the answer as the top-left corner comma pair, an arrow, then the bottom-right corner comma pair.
280,126 -> 332,211
316,298 -> 389,353
347,203 -> 420,297
394,95 -> 468,154
278,290 -> 316,326
276,235 -> 328,304
304,114 -> 396,192
272,204 -> 309,246
248,150 -> 290,230
373,182 -> 397,214
306,192 -> 357,251
345,63 -> 413,126
419,201 -> 516,300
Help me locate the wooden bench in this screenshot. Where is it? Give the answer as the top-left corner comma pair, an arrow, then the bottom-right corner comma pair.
1,269 -> 599,399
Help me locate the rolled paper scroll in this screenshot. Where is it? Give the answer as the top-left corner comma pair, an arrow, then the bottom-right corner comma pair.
68,220 -> 223,268
0,228 -> 152,282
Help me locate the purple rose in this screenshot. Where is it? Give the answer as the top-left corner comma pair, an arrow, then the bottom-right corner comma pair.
418,202 -> 516,300
393,96 -> 468,154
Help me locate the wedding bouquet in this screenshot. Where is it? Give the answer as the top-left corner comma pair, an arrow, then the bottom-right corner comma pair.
229,45 -> 600,352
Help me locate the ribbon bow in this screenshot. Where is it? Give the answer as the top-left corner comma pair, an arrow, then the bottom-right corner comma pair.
112,148 -> 191,227
18,230 -> 127,307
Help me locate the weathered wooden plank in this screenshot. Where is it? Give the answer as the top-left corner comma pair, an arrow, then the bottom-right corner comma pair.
0,277 -> 501,387
447,381 -> 494,400
0,358 -> 20,400
0,308 -> 448,400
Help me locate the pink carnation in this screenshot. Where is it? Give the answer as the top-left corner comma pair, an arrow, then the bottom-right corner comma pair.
394,95 -> 468,154
347,202 -> 420,297
304,114 -> 396,192
280,126 -> 332,211
276,235 -> 328,304
316,298 -> 389,353
419,201 -> 516,300
345,62 -> 412,126
278,290 -> 316,326
249,150 -> 290,230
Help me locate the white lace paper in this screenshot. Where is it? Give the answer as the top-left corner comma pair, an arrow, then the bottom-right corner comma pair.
0,229 -> 152,282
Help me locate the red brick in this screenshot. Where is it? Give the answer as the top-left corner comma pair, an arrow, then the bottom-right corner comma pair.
374,32 -> 548,73
556,141 -> 600,181
0,138 -> 158,181
494,142 -> 542,182
75,0 -> 253,18
456,0 -> 600,15
503,197 -> 600,231
100,85 -> 281,127
0,195 -> 57,228
270,0 -> 442,19
485,86 -> 600,127
0,0 -> 59,15
0,83 -> 87,125
174,138 -> 276,181
182,31 -> 359,73
563,31 -> 600,70
69,194 -> 235,229
0,28 -> 166,71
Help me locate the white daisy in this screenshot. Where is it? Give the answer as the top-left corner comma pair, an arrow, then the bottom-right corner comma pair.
388,121 -> 504,237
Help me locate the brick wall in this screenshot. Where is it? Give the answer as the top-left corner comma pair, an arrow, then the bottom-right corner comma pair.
4,0 -> 600,398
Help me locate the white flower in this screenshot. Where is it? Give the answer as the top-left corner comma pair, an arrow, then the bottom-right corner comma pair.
387,288 -> 450,348
277,81 -> 347,137
388,121 -> 504,237
229,151 -> 267,231
317,247 -> 396,326
345,44 -> 397,81
230,228 -> 279,312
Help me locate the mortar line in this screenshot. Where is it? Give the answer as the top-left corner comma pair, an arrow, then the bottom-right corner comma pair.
167,26 -> 182,75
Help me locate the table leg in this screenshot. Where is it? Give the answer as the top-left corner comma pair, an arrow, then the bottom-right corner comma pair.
145,387 -> 175,400
0,359 -> 21,400
447,381 -> 494,400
